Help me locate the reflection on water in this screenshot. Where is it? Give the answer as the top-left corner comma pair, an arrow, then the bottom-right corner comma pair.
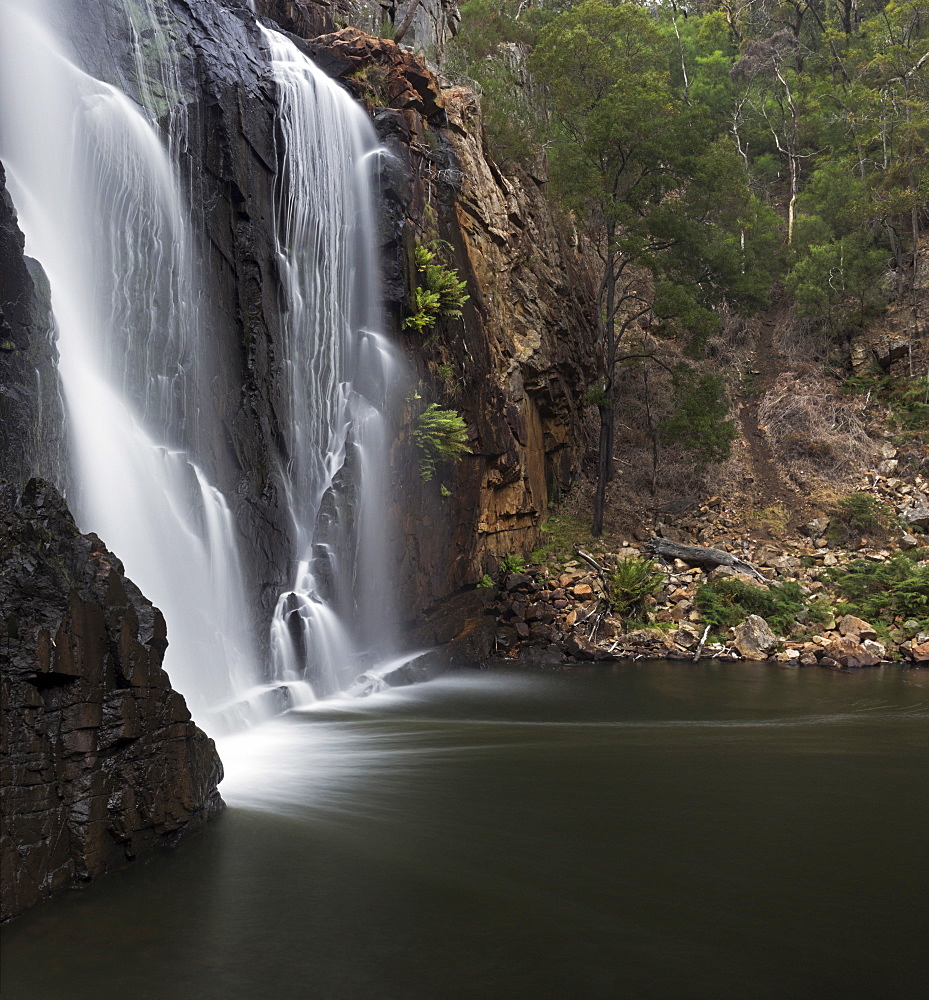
2,662 -> 928,1000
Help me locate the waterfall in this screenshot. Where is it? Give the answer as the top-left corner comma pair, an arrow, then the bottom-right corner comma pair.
0,0 -> 404,728
0,2 -> 258,725
260,27 -> 400,699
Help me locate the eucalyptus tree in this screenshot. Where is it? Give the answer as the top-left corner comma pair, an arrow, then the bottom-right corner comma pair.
531,0 -> 768,534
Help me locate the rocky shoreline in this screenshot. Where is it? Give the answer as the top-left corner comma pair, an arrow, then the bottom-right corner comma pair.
488,477 -> 929,669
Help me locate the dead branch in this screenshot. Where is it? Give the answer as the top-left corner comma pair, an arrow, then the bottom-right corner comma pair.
645,537 -> 767,583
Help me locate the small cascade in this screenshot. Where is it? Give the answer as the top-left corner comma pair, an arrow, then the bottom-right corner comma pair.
260,25 -> 401,699
0,2 -> 258,725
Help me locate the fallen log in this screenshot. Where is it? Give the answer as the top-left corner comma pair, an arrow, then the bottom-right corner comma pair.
645,537 -> 767,583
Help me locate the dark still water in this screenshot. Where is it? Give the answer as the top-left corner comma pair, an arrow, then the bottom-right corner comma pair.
3,663 -> 928,999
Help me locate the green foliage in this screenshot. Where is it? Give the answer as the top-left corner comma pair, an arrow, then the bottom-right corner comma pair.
659,365 -> 737,469
447,1 -> 541,167
534,511 -> 592,563
350,63 -> 392,106
827,493 -> 893,546
476,573 -> 496,589
844,375 -> 929,434
413,403 -> 471,481
499,553 -> 526,575
786,231 -> 886,331
403,244 -> 469,334
609,556 -> 664,621
694,579 -> 816,635
827,553 -> 929,628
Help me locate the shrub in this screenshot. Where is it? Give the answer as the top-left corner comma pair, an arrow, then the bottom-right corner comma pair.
659,365 -> 737,470
413,403 -> 471,481
827,552 -> 929,628
499,553 -> 525,575
476,573 -> 495,589
758,373 -> 881,481
695,578 -> 815,634
827,492 -> 892,546
609,557 -> 664,621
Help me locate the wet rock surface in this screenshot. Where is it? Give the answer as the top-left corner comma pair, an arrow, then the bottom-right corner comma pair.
0,480 -> 224,922
0,163 -> 64,489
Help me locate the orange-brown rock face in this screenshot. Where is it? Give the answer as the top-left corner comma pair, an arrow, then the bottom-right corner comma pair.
300,28 -> 599,618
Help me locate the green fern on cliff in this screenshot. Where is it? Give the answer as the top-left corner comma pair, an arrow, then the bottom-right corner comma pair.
413,402 -> 471,481
403,243 -> 469,333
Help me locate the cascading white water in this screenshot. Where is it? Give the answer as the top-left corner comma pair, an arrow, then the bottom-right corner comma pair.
0,0 -> 407,728
261,27 -> 401,699
0,2 -> 258,725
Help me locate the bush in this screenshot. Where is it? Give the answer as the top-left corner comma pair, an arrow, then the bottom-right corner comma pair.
499,553 -> 525,575
827,492 -> 892,546
758,374 -> 881,481
695,578 -> 816,634
827,552 -> 929,628
659,365 -> 737,470
609,557 -> 664,621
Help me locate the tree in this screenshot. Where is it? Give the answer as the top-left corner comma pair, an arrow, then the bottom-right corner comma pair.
531,0 -> 768,534
659,365 -> 738,470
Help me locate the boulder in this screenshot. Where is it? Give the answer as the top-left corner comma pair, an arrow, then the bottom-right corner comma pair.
732,615 -> 778,660
837,615 -> 878,641
801,518 -> 829,538
901,533 -> 920,550
910,642 -> 929,663
708,565 -> 767,587
564,634 -> 611,661
902,506 -> 929,530
822,636 -> 882,668
862,639 -> 886,660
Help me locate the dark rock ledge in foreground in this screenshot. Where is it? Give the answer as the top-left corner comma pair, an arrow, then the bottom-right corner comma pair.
0,479 -> 224,922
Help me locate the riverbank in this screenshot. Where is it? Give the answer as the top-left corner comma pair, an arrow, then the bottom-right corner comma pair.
487,477 -> 929,667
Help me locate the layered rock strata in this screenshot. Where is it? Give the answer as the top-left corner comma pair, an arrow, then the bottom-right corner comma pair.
0,480 -> 224,922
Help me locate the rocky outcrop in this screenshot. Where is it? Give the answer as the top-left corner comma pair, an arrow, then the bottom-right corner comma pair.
732,615 -> 778,660
0,480 -> 224,922
0,162 -> 64,490
257,0 -> 461,58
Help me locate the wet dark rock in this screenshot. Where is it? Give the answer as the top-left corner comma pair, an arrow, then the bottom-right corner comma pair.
564,634 -> 612,661
0,480 -> 224,922
0,163 -> 64,489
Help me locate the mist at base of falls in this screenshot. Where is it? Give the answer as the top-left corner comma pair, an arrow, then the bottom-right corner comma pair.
0,0 -> 406,731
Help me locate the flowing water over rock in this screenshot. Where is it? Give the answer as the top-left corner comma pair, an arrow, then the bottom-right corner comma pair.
261,25 -> 400,700
0,0 -> 402,727
1,663 -> 926,998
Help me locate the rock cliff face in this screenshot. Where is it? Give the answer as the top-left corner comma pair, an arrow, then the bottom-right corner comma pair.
301,26 -> 599,615
257,0 -> 461,59
0,480 -> 224,922
0,0 -> 597,916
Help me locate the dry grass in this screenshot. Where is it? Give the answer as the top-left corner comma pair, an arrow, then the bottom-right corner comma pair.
758,373 -> 882,483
